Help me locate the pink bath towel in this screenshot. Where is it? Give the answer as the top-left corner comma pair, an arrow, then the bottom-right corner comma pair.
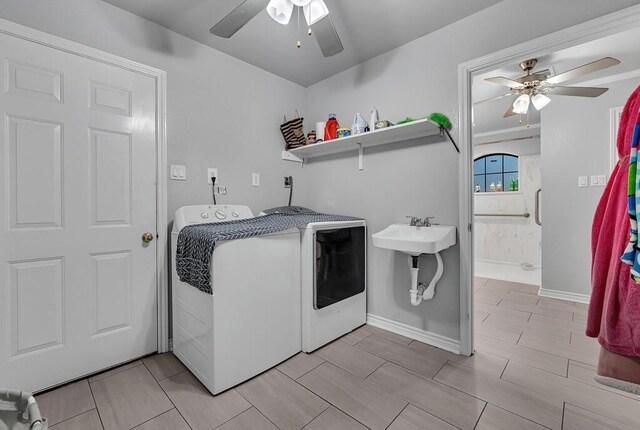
588,84 -> 640,356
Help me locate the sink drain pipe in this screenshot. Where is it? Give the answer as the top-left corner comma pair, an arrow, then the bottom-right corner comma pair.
408,254 -> 443,306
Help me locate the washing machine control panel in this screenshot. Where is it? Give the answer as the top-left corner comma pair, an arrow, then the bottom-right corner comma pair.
174,205 -> 254,231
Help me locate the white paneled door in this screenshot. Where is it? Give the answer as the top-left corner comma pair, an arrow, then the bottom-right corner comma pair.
0,32 -> 158,392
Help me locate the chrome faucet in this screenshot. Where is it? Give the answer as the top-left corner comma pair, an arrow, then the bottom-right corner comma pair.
406,216 -> 436,227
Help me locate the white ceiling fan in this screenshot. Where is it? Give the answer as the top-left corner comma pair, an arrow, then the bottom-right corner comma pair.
481,57 -> 620,117
210,0 -> 343,57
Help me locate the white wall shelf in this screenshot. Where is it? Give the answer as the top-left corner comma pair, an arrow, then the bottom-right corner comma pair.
281,118 -> 446,170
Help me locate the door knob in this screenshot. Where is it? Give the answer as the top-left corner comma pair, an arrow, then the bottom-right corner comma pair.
142,232 -> 154,242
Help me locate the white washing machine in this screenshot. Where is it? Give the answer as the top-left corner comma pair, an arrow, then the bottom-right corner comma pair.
301,220 -> 367,352
171,205 -> 301,395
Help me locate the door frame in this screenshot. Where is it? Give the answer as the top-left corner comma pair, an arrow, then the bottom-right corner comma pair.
0,18 -> 170,353
457,4 -> 640,356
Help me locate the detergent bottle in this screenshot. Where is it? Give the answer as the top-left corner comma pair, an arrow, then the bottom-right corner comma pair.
324,114 -> 339,141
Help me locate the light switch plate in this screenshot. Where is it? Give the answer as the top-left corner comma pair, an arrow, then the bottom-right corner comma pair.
170,164 -> 186,181
252,173 -> 260,187
597,175 -> 606,186
578,176 -> 588,187
207,168 -> 218,184
590,175 -> 598,186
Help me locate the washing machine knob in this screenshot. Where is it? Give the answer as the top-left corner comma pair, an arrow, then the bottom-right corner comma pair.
200,212 -> 209,219
232,211 -> 239,217
215,210 -> 227,220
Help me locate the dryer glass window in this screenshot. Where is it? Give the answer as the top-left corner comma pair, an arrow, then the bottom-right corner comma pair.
314,226 -> 366,309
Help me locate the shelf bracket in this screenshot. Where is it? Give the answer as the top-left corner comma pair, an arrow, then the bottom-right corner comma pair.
440,127 -> 460,153
281,150 -> 303,163
358,143 -> 364,171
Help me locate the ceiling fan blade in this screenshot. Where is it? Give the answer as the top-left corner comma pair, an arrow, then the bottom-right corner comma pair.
549,86 -> 609,97
210,0 -> 269,38
546,57 -> 620,85
485,76 -> 525,89
474,93 -> 515,105
311,15 -> 343,57
503,105 -> 517,118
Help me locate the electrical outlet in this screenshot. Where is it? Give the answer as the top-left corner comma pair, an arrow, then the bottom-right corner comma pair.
216,186 -> 227,195
207,168 -> 218,184
252,173 -> 260,187
578,176 -> 588,187
284,176 -> 293,188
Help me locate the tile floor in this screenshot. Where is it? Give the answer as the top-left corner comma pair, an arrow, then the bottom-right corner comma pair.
36,278 -> 640,430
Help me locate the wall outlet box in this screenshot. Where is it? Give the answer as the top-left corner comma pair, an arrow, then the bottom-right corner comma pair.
578,176 -> 588,187
215,186 -> 227,195
252,173 -> 260,187
207,168 -> 218,184
170,164 -> 186,181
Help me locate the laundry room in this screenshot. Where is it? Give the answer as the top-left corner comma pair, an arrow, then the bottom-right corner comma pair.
1,1 -> 640,429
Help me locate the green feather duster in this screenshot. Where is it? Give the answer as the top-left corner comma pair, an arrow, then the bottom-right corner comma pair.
428,112 -> 452,130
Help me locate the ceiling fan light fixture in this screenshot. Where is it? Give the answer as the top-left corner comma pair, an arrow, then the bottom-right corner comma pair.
512,94 -> 530,115
303,0 -> 329,26
266,0 -> 294,25
531,93 -> 551,110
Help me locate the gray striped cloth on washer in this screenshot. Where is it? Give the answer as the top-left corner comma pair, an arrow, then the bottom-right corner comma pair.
176,212 -> 362,294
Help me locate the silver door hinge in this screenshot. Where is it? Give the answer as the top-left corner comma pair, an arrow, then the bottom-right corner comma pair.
468,223 -> 472,232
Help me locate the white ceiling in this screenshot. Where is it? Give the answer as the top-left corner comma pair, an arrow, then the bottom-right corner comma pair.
101,0 -> 502,87
472,26 -> 640,135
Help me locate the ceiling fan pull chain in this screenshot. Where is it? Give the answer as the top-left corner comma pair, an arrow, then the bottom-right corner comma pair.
296,6 -> 301,48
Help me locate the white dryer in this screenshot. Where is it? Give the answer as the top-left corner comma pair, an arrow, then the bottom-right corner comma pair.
171,205 -> 301,395
301,219 -> 367,352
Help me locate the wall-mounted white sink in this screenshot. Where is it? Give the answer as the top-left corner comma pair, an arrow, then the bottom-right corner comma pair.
372,223 -> 457,306
372,224 -> 457,256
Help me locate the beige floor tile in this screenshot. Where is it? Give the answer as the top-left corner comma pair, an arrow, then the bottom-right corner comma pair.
475,310 -> 490,322
567,360 -> 640,400
159,371 -> 250,430
572,312 -> 587,325
501,361 -> 640,429
36,380 -> 95,426
387,404 -> 457,430
91,365 -> 172,430
276,352 -> 325,380
88,360 -> 143,383
132,409 -> 190,430
474,277 -> 489,289
367,362 -> 485,430
216,407 -> 278,430
409,341 -> 508,377
536,297 -> 575,312
434,362 -> 562,430
499,299 -> 574,321
476,333 -> 568,376
475,322 -> 522,344
364,325 -> 413,345
315,339 -> 385,379
475,404 -> 547,430
483,279 -> 539,295
506,291 -> 540,304
303,407 -> 368,430
475,302 -> 532,322
49,409 -> 102,430
474,292 -> 503,306
236,369 -> 328,430
518,332 -> 598,366
521,323 -> 571,343
528,313 -> 585,333
340,325 -> 373,345
563,403 -> 638,430
143,352 -> 187,381
355,335 -> 447,378
298,362 -> 407,430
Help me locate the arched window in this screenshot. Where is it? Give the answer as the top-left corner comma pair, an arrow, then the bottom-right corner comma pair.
474,153 -> 519,192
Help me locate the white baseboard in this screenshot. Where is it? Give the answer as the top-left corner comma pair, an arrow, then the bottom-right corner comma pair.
366,313 -> 460,354
538,287 -> 590,304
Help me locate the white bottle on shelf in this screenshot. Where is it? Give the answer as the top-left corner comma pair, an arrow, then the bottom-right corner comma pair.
370,107 -> 379,131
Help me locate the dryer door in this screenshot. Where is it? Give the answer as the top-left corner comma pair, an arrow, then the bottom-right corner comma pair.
314,226 -> 365,309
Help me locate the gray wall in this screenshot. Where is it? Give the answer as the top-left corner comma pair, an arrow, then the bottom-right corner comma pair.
0,0 -> 308,221
541,77 -> 639,296
302,0 -> 638,341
